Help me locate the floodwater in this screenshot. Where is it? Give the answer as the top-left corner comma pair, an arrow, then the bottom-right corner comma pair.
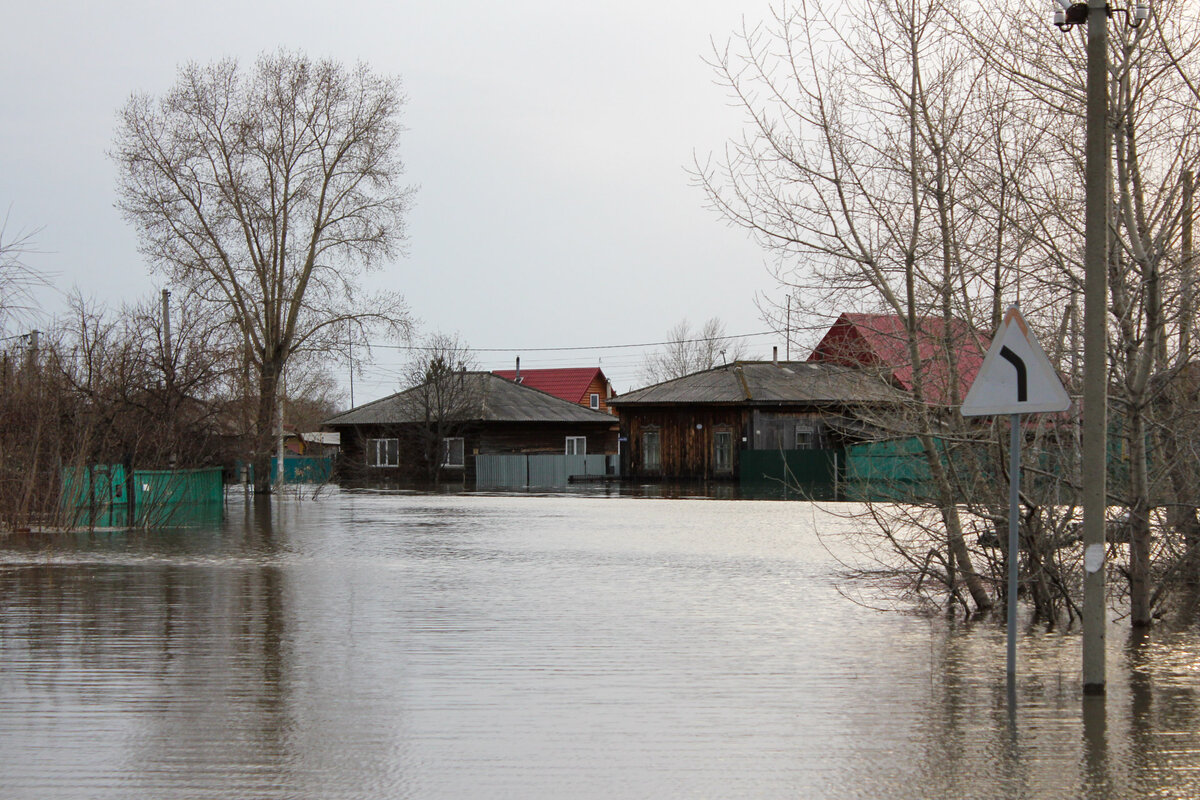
2,491 -> 1200,799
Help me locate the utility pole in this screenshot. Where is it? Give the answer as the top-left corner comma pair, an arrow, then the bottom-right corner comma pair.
786,296 -> 791,361
26,329 -> 39,370
162,289 -> 176,467
1080,0 -> 1111,696
161,289 -> 172,375
1053,0 -> 1149,696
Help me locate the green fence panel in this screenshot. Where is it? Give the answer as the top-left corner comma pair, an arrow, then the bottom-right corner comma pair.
268,456 -> 334,485
61,464 -> 129,528
739,449 -> 841,500
62,465 -> 223,528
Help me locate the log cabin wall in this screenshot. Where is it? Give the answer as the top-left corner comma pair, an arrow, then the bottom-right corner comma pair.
621,407 -> 748,480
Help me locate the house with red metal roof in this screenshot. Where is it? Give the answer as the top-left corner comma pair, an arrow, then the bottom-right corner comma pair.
807,313 -> 988,407
492,365 -> 617,416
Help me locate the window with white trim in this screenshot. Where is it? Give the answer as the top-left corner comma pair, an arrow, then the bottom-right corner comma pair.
566,436 -> 587,456
589,393 -> 600,410
795,425 -> 815,449
366,438 -> 399,468
442,437 -> 465,468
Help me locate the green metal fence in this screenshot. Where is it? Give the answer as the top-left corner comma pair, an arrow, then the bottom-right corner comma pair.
62,465 -> 224,528
739,449 -> 841,500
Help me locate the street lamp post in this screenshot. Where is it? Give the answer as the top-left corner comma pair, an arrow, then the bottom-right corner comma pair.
1053,0 -> 1148,696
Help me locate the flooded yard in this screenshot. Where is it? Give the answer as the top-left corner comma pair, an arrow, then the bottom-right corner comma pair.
2,491 -> 1199,798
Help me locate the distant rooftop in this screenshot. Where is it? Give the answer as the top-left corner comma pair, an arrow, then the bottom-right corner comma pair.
325,371 -> 616,426
492,367 -> 609,405
609,361 -> 908,406
808,313 -> 988,406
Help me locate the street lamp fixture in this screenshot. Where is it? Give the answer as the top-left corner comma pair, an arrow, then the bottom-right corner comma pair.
1054,0 -> 1149,31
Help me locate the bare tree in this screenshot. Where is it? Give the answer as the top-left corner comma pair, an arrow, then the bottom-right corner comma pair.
398,332 -> 480,486
1,289 -> 239,530
641,317 -> 750,384
698,0 -> 1004,615
978,0 -> 1200,625
0,213 -> 50,334
53,290 -> 236,470
113,50 -> 414,494
700,0 -> 1200,627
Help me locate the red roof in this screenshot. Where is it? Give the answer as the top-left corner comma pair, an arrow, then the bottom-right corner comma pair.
492,367 -> 609,405
807,313 -> 987,406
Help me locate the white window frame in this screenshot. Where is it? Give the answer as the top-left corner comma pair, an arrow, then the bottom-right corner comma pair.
367,438 -> 399,468
795,425 -> 815,449
442,437 -> 465,468
589,393 -> 600,410
566,436 -> 587,456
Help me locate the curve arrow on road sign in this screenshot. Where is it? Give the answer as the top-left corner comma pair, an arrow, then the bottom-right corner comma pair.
962,307 -> 1071,417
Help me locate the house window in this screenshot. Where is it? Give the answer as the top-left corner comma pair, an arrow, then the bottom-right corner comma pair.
442,437 -> 465,468
795,425 -> 815,450
566,436 -> 587,456
713,430 -> 733,474
367,438 -> 399,468
590,393 -> 600,410
642,429 -> 661,471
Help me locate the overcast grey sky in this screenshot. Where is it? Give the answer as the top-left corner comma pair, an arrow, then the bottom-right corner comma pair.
1,1 -> 789,402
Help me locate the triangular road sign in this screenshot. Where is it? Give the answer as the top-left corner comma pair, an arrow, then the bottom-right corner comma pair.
962,307 -> 1071,416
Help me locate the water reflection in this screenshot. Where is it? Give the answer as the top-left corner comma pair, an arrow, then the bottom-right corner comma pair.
2,492 -> 1200,798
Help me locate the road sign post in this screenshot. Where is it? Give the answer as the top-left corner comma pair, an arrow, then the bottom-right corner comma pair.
963,306 -> 1071,687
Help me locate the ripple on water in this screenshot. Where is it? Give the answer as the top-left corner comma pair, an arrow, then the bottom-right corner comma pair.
1,493 -> 1199,799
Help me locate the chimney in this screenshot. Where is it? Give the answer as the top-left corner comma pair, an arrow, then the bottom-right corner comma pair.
772,346 -> 778,366
515,356 -> 521,382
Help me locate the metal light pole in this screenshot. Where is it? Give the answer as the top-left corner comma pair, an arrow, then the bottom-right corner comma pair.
1054,0 -> 1148,696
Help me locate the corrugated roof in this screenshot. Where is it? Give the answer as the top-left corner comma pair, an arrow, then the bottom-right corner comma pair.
325,372 -> 617,426
609,361 -> 908,406
492,367 -> 606,404
807,313 -> 987,406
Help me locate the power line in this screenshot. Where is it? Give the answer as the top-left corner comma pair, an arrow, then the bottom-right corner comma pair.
364,329 -> 781,354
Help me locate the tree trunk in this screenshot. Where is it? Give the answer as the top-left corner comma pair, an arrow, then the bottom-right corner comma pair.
1129,408 -> 1153,626
918,430 -> 994,613
253,359 -> 281,495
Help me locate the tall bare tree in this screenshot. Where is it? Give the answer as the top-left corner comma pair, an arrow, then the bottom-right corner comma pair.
113,50 -> 414,493
699,0 -> 1003,615
979,0 -> 1200,625
641,316 -> 750,384
702,0 -> 1200,627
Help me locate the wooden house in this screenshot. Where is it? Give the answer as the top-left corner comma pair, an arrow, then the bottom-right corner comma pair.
609,359 -> 909,481
807,312 -> 988,406
325,371 -> 618,486
492,365 -> 618,415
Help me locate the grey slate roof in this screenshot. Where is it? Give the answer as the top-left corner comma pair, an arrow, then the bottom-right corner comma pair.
325,371 -> 617,426
609,361 -> 908,406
